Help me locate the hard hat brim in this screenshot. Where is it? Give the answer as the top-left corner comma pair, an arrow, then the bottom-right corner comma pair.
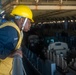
31,19 -> 34,22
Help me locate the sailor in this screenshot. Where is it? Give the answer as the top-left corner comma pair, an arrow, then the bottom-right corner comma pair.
0,5 -> 34,75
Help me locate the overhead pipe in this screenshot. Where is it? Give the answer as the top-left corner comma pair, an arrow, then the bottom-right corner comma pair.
16,0 -> 19,3
61,0 -> 63,4
35,0 -> 39,3
60,0 -> 63,5
35,0 -> 39,10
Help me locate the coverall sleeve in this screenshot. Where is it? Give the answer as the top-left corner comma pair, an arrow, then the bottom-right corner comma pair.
0,26 -> 18,59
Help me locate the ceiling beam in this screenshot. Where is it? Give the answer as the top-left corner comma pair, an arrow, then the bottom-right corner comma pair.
3,4 -> 76,10
11,1 -> 76,5
28,5 -> 76,10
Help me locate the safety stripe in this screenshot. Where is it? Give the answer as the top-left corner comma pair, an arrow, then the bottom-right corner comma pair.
0,21 -> 20,35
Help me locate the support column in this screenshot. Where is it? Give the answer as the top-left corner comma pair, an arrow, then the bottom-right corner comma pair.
64,19 -> 68,30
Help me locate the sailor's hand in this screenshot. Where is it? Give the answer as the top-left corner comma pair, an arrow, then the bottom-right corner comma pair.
9,50 -> 23,58
14,50 -> 23,58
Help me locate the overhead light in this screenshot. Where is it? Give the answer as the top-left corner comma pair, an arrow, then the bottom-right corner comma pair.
71,20 -> 73,22
0,9 -> 5,14
53,21 -> 56,23
2,14 -> 5,19
62,20 -> 65,23
1,10 -> 5,14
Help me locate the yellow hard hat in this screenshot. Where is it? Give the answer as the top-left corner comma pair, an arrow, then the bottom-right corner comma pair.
10,5 -> 34,22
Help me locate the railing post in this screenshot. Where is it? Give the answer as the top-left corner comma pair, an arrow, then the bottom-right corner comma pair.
12,55 -> 26,75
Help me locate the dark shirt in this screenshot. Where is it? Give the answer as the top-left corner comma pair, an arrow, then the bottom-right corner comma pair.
0,26 -> 18,59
